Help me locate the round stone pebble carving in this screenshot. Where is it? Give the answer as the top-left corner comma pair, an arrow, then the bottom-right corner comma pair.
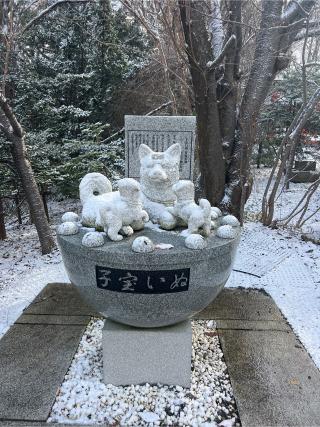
132,236 -> 155,253
82,232 -> 104,248
211,207 -> 222,217
216,224 -> 237,239
57,222 -> 79,236
220,214 -> 240,227
185,234 -> 207,250
62,212 -> 79,223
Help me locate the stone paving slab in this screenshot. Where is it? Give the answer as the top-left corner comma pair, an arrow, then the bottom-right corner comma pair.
197,288 -> 284,321
197,288 -> 320,427
0,283 -> 94,424
0,323 -> 86,421
16,314 -> 90,325
220,329 -> 320,427
23,283 -> 98,317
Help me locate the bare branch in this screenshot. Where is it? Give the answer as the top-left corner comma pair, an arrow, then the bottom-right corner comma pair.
20,0 -> 93,35
295,26 -> 320,41
100,100 -> 173,144
208,0 -> 223,58
282,0 -> 315,24
207,34 -> 236,71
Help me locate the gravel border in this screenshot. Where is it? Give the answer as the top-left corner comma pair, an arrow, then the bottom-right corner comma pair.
48,319 -> 240,426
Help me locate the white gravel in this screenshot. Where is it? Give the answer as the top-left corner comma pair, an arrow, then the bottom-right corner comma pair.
48,319 -> 239,426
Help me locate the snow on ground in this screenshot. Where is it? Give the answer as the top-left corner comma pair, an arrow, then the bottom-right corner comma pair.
0,199 -> 80,337
48,319 -> 239,426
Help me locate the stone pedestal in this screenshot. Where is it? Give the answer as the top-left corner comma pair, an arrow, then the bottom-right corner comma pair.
102,319 -> 192,387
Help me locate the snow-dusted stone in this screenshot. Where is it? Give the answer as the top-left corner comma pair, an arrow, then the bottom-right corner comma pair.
132,236 -> 155,253
211,206 -> 222,217
82,232 -> 104,248
139,411 -> 160,423
61,212 -> 79,223
302,222 -> 320,243
216,225 -> 237,239
57,222 -> 79,236
168,180 -> 211,237
139,143 -> 181,223
221,215 -> 240,227
185,234 -> 207,250
80,172 -> 113,228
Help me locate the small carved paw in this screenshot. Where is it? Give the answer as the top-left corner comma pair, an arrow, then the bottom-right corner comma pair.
109,234 -> 123,241
121,226 -> 134,236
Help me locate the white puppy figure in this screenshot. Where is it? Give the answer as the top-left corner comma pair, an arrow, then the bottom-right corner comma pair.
98,178 -> 149,241
80,172 -> 112,228
168,180 -> 211,237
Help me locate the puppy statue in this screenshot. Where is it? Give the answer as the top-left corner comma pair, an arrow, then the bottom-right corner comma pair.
168,180 -> 211,237
98,178 -> 149,241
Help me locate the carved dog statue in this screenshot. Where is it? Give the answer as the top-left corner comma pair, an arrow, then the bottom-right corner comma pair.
80,172 -> 112,228
168,180 -> 211,237
139,143 -> 181,224
98,178 -> 149,241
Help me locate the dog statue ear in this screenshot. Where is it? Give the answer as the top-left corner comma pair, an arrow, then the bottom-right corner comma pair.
139,144 -> 153,159
165,143 -> 181,162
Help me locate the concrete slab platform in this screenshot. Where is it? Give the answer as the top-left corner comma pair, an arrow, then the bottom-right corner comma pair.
0,323 -> 86,421
196,289 -> 320,427
197,288 -> 284,321
0,283 -> 94,423
23,282 -> 98,317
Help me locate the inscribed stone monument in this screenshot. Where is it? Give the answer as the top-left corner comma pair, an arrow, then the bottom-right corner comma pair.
125,115 -> 196,180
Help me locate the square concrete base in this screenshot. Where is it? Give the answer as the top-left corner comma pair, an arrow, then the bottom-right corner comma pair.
102,319 -> 192,387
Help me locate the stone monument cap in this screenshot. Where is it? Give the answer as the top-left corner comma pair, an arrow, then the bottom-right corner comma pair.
125,115 -> 196,180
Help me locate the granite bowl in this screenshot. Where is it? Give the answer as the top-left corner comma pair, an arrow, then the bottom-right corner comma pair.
57,227 -> 240,328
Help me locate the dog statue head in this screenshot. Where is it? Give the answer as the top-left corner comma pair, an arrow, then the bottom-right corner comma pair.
118,178 -> 141,205
172,180 -> 195,203
139,143 -> 181,204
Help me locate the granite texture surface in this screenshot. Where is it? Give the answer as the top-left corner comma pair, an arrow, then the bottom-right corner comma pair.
125,115 -> 196,180
58,227 -> 240,327
102,319 -> 192,387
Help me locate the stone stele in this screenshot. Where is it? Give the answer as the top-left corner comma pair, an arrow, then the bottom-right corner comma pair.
125,115 -> 196,180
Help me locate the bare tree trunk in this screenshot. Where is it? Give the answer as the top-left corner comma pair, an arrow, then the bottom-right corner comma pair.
0,196 -> 7,240
41,191 -> 50,221
179,0 -> 225,205
15,194 -> 22,224
10,135 -> 55,253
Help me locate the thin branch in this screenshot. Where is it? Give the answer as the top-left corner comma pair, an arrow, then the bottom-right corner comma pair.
282,0 -> 315,24
20,0 -> 93,35
100,100 -> 173,144
207,34 -> 236,71
295,26 -> 320,41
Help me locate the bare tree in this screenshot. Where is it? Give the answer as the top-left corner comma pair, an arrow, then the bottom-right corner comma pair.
0,0 -> 92,252
177,0 -> 318,221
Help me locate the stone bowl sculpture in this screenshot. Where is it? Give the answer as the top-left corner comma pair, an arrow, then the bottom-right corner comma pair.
58,227 -> 240,328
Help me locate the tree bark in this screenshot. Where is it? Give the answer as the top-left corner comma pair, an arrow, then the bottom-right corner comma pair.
10,135 -> 55,253
0,196 -> 7,240
179,0 -> 225,205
